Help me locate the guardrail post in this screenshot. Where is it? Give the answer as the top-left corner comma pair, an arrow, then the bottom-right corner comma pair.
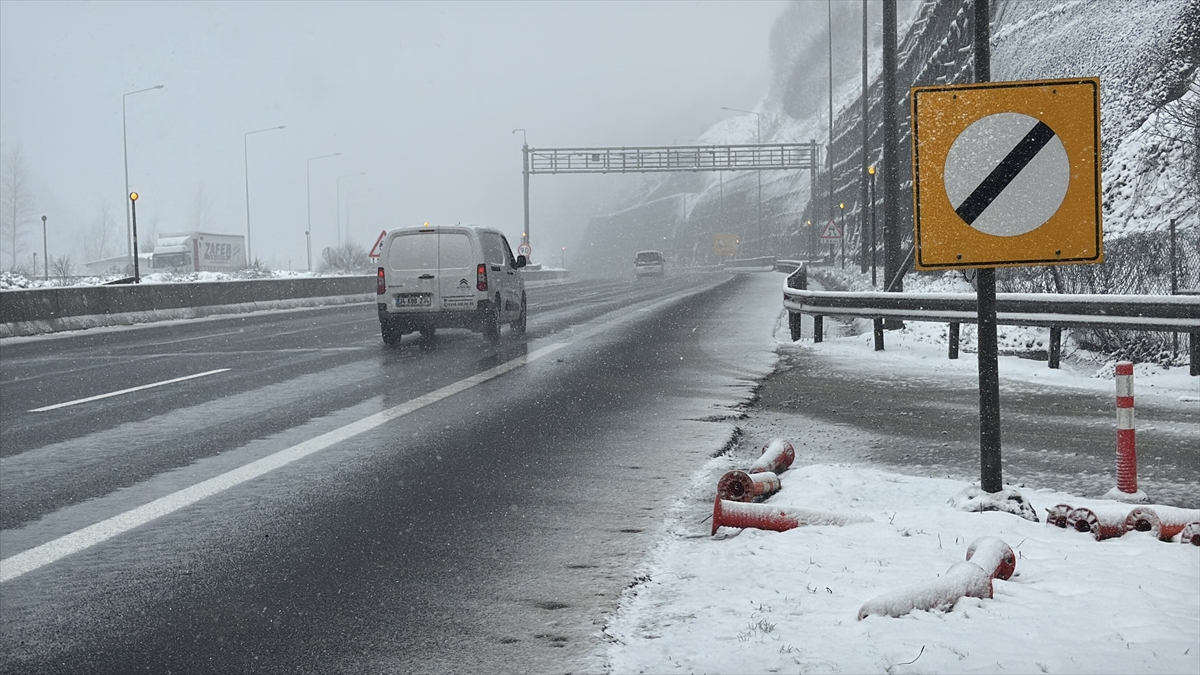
873,318 -> 884,351
813,315 -> 823,343
1048,327 -> 1062,369
948,322 -> 960,359
786,265 -> 808,341
1191,332 -> 1198,377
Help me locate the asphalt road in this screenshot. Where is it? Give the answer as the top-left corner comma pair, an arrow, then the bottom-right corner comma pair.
0,271 -> 759,674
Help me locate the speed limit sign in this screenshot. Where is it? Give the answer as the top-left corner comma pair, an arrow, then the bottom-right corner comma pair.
517,244 -> 532,257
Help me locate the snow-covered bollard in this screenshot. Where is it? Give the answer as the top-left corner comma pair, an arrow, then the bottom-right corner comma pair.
716,470 -> 781,503
1180,522 -> 1200,547
857,537 -> 1016,620
1067,506 -> 1130,541
1124,506 -> 1200,542
1045,503 -> 1073,528
748,439 -> 794,475
1103,361 -> 1149,503
965,536 -> 1016,581
857,561 -> 994,620
710,497 -> 869,536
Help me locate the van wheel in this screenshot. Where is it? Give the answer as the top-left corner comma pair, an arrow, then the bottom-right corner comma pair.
483,295 -> 501,343
381,320 -> 403,346
419,327 -> 436,340
510,293 -> 527,335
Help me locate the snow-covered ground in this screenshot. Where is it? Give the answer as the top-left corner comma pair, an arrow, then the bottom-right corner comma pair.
605,270 -> 1199,674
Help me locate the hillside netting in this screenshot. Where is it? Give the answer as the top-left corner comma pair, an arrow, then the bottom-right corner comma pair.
997,224 -> 1200,366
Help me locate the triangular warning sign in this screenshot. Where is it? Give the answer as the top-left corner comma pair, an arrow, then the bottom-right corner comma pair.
369,230 -> 387,258
819,219 -> 842,240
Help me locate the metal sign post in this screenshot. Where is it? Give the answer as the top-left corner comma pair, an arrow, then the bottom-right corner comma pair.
909,0 -> 1102,494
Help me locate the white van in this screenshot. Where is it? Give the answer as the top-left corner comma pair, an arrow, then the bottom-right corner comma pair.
376,224 -> 527,345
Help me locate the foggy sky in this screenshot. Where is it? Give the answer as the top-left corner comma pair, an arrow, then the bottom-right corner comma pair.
0,1 -> 782,271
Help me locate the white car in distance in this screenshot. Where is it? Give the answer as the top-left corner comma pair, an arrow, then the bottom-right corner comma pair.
634,250 -> 665,278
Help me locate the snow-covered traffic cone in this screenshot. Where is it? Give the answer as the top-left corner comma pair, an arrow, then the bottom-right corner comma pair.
857,561 -> 994,620
857,537 -> 1015,620
1180,522 -> 1200,547
711,497 -> 869,536
965,536 -> 1016,581
749,439 -> 794,474
1124,506 -> 1200,542
1067,506 -> 1129,541
716,470 -> 781,502
1045,504 -> 1073,528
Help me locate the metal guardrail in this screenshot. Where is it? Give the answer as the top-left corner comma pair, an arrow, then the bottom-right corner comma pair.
782,265 -> 1200,374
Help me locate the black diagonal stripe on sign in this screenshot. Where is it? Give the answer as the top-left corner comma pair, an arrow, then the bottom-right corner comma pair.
955,120 -> 1057,226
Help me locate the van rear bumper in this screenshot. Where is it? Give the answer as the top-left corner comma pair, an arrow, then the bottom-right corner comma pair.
377,300 -> 492,333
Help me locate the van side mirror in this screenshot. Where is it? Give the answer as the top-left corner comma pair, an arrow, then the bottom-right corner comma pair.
515,255 -> 527,268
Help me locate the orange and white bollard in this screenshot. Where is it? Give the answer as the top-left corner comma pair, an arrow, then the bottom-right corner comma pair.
1123,506 -> 1200,542
1105,362 -> 1148,502
716,470 -> 781,502
711,497 -> 869,536
749,439 -> 795,474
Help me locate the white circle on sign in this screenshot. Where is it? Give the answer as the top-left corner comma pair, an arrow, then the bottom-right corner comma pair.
943,112 -> 1069,237
517,244 -> 531,256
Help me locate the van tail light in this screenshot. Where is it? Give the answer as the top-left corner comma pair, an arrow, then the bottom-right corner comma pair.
477,263 -> 488,291
377,267 -> 386,295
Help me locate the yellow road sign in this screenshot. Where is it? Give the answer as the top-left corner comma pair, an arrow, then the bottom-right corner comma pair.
910,77 -> 1102,270
713,233 -> 740,257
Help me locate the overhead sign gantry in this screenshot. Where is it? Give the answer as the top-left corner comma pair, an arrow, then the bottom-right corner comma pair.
517,141 -> 821,254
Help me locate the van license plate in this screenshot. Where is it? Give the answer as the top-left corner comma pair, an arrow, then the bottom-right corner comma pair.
395,294 -> 432,307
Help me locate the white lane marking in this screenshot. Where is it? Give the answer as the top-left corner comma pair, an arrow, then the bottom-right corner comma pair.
27,369 -> 232,412
1,278 -> 725,583
1,343 -> 568,583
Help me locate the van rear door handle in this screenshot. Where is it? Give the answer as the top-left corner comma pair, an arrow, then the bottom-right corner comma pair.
418,274 -> 435,280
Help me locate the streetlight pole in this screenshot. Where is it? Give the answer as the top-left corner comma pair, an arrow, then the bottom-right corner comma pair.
244,125 -> 285,266
306,152 -> 341,271
860,0 -> 870,273
123,85 -> 164,263
512,129 -> 531,254
41,215 -> 47,279
719,107 -> 762,253
130,192 -> 141,283
869,166 -> 878,286
828,0 -> 836,232
337,172 -> 366,247
839,202 -> 846,269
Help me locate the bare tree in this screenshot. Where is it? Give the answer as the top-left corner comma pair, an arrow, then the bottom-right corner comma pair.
190,182 -> 214,232
85,202 -> 119,262
319,240 -> 370,273
50,254 -> 74,284
1,144 -> 36,271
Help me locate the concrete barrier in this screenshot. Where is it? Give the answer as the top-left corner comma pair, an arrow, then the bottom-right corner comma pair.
1,269 -> 572,337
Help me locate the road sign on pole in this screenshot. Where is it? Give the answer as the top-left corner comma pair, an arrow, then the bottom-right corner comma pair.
819,219 -> 842,240
712,233 -> 740,257
517,243 -> 532,258
911,77 -> 1102,270
369,230 -> 387,259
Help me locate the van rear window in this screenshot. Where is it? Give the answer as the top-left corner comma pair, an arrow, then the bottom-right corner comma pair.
388,232 -> 474,270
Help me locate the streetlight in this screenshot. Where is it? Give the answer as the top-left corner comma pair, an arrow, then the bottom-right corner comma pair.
41,215 -> 47,279
838,202 -> 846,269
337,172 -> 367,247
123,84 -> 164,262
129,192 -> 141,283
720,107 -> 763,254
244,125 -> 285,265
306,152 -> 341,271
513,128 -> 530,252
868,165 -> 878,286
561,246 -> 566,269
